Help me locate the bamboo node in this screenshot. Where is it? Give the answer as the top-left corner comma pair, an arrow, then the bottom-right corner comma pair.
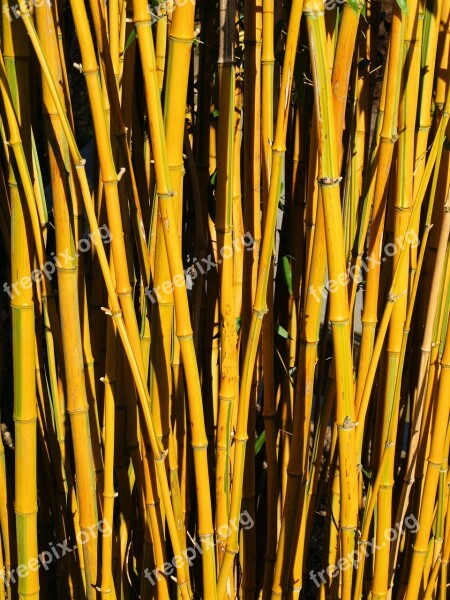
338,416 -> 358,430
411,546 -> 428,555
388,289 -> 406,303
317,176 -> 342,187
155,449 -> 169,462
303,8 -> 325,16
254,307 -> 268,319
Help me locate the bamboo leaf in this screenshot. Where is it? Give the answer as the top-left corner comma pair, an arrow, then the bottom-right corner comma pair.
348,0 -> 359,15
282,256 -> 293,294
255,431 -> 266,454
395,0 -> 408,13
276,324 -> 292,340
361,466 -> 371,479
125,28 -> 136,51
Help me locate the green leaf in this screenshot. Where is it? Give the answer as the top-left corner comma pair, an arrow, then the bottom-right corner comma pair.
210,170 -> 217,186
212,109 -> 219,118
236,317 -> 242,333
347,0 -> 359,14
282,256 -> 293,295
255,431 -> 266,455
125,28 -> 136,52
361,466 -> 371,479
276,324 -> 291,340
395,0 -> 408,13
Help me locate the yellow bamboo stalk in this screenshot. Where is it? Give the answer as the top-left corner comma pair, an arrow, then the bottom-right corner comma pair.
356,7 -> 404,412
0,427 -> 12,595
390,91 -> 450,565
215,0 -> 238,575
100,318 -> 117,599
271,196 -> 327,598
241,3 -> 262,596
331,1 -> 362,164
260,0 -> 278,594
414,0 -> 444,198
132,2 -> 217,597
18,13 -> 192,598
216,2 -> 304,596
1,11 -> 38,599
371,2 -> 421,596
304,4 -> 358,598
32,8 -> 102,591
356,79 -> 450,455
405,300 -> 450,598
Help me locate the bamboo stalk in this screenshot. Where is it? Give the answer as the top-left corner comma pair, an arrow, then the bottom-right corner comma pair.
132,2 -> 217,597
305,4 -> 358,598
216,2 -> 304,596
405,283 -> 450,598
